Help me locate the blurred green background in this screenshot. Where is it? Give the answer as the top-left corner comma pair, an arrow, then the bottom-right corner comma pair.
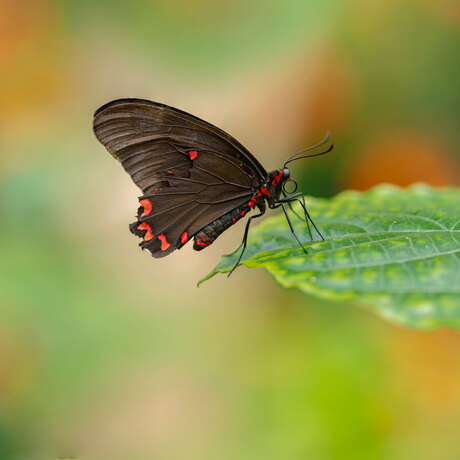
1,1 -> 460,459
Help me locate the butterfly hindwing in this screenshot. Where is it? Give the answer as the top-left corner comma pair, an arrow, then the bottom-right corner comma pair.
93,99 -> 267,256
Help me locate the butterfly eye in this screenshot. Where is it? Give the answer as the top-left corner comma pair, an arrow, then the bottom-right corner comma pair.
282,178 -> 298,194
282,168 -> 290,180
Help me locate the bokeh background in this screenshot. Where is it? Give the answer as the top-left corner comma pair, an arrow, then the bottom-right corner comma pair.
1,1 -> 460,459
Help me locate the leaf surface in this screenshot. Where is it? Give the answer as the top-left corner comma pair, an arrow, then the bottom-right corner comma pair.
201,185 -> 460,330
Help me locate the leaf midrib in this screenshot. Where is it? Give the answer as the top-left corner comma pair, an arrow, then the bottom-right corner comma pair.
240,230 -> 460,270
277,247 -> 460,271
315,211 -> 458,231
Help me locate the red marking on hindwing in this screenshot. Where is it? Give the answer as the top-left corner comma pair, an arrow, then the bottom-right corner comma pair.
232,218 -> 236,224
181,232 -> 188,244
189,150 -> 198,160
137,222 -> 154,241
241,210 -> 246,217
196,239 -> 207,247
167,170 -> 174,174
139,199 -> 153,217
158,234 -> 171,251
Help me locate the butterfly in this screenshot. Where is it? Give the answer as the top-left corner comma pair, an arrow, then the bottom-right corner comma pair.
93,99 -> 332,275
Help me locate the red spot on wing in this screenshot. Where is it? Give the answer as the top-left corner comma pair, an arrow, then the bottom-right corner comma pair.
196,239 -> 207,247
241,210 -> 246,217
137,223 -> 154,241
232,218 -> 236,224
139,199 -> 153,217
158,233 -> 171,251
189,150 -> 198,160
181,232 -> 188,244
167,170 -> 174,174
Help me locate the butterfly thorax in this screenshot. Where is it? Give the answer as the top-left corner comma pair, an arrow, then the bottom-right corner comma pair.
263,168 -> 291,207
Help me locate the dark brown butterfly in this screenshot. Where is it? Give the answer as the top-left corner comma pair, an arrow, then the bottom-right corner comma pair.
93,99 -> 332,275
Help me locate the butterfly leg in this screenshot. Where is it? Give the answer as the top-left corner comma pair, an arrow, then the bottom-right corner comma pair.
301,197 -> 324,241
279,195 -> 324,241
271,203 -> 308,254
278,193 -> 313,240
295,195 -> 324,241
282,190 -> 303,222
228,211 -> 265,277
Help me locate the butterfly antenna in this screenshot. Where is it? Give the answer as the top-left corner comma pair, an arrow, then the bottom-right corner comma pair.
283,132 -> 332,168
284,144 -> 334,167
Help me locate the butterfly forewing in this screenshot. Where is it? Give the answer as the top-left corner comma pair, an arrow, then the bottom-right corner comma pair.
93,99 -> 267,257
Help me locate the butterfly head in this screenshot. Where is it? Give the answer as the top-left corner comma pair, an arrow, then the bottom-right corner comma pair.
263,168 -> 292,205
269,133 -> 334,203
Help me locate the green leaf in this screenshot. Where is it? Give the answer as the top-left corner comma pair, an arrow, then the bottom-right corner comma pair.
200,184 -> 460,330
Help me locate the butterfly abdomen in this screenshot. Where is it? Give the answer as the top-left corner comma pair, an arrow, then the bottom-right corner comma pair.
193,199 -> 263,250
